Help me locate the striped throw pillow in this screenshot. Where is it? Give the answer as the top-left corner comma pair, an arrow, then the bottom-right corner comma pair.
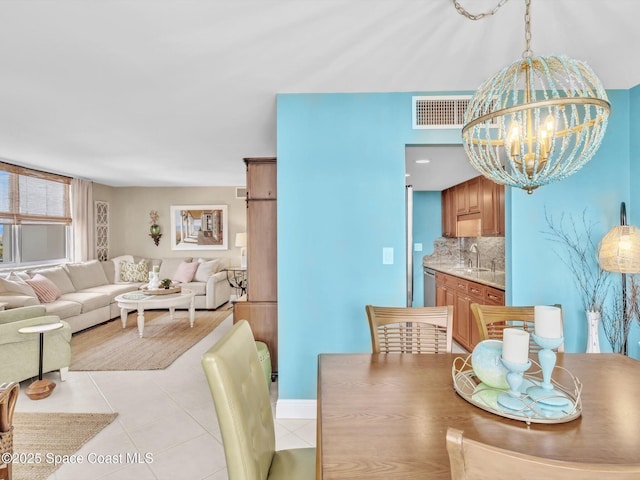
26,274 -> 62,303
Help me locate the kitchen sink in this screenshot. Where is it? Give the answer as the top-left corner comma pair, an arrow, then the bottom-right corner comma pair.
450,267 -> 492,273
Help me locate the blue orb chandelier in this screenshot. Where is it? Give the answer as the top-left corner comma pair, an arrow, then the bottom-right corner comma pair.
455,0 -> 611,194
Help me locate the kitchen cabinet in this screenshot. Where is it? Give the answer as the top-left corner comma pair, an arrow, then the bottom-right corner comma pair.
480,176 -> 505,236
441,188 -> 456,237
442,175 -> 504,238
435,272 -> 455,308
435,271 -> 505,351
456,177 -> 480,215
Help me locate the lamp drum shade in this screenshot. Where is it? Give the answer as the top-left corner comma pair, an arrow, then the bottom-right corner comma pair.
598,225 -> 640,273
235,232 -> 247,248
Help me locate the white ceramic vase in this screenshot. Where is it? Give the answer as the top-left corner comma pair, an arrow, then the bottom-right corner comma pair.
586,310 -> 601,353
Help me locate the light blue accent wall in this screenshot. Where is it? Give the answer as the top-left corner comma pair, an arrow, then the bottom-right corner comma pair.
509,90 -> 632,355
277,89 -> 634,401
412,191 -> 442,306
277,92 -> 461,399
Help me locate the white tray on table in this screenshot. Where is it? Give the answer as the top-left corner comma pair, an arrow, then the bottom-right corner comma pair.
452,354 -> 582,425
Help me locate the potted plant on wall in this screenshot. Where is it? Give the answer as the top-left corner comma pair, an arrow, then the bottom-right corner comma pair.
149,210 -> 160,235
544,209 -> 610,353
149,210 -> 162,246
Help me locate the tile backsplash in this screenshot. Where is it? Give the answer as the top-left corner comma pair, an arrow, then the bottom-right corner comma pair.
423,236 -> 505,271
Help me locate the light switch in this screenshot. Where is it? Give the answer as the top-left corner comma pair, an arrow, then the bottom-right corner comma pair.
414,243 -> 423,252
383,247 -> 394,265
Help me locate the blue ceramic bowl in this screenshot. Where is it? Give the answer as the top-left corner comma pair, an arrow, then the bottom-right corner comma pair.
471,339 -> 509,389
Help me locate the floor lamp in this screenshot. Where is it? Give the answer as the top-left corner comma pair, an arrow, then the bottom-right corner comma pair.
598,202 -> 640,355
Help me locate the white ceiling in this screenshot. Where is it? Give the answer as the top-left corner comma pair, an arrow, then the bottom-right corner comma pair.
0,1 -> 638,187
405,145 -> 479,191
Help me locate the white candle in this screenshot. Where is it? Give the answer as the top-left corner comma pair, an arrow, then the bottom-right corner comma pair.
534,305 -> 563,339
502,328 -> 530,364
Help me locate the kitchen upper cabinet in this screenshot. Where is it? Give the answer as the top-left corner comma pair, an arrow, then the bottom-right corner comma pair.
441,188 -> 457,237
455,177 -> 480,215
467,177 -> 481,214
442,175 -> 504,238
480,176 -> 505,236
455,183 -> 467,215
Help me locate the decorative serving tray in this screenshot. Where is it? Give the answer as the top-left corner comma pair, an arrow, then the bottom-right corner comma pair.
139,286 -> 181,295
452,355 -> 582,425
121,292 -> 151,301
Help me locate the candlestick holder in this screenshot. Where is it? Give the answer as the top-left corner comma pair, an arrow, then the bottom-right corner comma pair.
526,334 -> 571,408
497,358 -> 531,412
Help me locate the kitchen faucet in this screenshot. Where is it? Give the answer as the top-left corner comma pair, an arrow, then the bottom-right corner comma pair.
469,243 -> 480,269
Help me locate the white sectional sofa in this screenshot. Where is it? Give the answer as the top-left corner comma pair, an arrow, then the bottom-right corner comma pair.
0,256 -> 231,333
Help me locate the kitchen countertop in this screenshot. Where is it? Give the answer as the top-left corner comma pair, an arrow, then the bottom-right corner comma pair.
423,261 -> 505,290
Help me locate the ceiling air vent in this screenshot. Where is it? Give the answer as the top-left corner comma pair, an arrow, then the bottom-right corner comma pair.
412,95 -> 471,129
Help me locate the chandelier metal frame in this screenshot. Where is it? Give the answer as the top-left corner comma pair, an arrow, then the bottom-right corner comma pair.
453,0 -> 611,194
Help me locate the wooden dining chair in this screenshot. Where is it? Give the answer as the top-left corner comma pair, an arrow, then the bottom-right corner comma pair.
446,428 -> 640,479
365,305 -> 453,354
470,304 -> 564,353
201,320 -> 315,480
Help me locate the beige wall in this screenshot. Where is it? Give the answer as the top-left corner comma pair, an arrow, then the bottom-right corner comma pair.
93,184 -> 246,262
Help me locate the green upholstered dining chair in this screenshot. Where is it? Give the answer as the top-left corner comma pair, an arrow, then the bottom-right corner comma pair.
446,428 -> 640,479
201,320 -> 315,480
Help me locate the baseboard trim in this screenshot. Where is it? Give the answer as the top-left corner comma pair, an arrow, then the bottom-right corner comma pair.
276,399 -> 317,419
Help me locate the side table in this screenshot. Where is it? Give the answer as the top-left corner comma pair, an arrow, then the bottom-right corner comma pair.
18,322 -> 64,400
224,267 -> 248,298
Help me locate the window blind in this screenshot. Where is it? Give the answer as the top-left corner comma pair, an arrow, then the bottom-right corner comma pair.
0,162 -> 71,224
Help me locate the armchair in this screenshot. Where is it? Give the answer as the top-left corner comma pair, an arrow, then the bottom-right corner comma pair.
0,306 -> 71,384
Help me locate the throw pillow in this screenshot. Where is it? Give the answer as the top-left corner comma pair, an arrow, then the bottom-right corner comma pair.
120,260 -> 149,283
158,257 -> 192,281
25,274 -> 62,303
10,271 -> 30,281
0,276 -> 38,299
29,266 -> 76,294
173,261 -> 199,283
112,255 -> 134,284
196,258 -> 225,273
194,260 -> 218,282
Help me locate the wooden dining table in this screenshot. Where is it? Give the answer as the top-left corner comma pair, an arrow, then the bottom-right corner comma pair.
316,353 -> 640,479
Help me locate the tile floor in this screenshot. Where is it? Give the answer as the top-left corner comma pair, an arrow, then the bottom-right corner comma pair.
15,313 -> 316,480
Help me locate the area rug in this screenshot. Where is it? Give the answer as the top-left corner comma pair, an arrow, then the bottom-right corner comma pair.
12,412 -> 118,480
70,310 -> 230,371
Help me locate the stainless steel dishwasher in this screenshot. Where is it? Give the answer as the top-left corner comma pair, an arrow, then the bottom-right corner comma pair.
423,267 -> 436,307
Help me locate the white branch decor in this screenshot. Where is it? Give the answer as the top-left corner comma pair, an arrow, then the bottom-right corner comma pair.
543,209 -> 610,312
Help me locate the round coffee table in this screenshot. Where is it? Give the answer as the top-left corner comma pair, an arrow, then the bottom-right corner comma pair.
115,288 -> 195,338
18,322 -> 64,400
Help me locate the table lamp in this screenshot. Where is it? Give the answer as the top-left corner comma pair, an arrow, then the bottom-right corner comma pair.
235,232 -> 247,269
598,202 -> 640,355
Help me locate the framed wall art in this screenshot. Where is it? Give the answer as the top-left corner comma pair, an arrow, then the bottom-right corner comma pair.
170,204 -> 228,251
